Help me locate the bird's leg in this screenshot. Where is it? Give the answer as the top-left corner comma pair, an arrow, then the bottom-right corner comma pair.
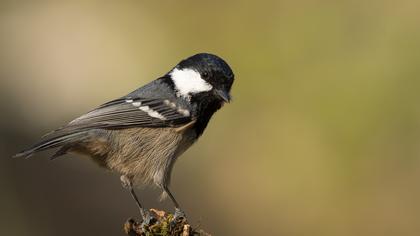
163,186 -> 186,220
120,175 -> 154,225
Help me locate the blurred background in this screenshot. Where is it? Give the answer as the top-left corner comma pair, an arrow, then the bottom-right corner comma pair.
1,0 -> 420,235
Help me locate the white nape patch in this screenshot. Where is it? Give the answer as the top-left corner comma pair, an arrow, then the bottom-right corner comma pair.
139,106 -> 166,120
170,68 -> 213,98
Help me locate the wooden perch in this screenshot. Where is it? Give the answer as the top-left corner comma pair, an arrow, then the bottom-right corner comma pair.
123,209 -> 211,236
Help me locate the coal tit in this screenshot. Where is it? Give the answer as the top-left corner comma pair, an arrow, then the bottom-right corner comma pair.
15,53 -> 235,224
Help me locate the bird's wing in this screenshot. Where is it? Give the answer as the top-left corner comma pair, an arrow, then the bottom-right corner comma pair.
63,96 -> 194,131
14,96 -> 194,158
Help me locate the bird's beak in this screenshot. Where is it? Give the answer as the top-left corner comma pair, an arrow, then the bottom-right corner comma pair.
214,89 -> 231,103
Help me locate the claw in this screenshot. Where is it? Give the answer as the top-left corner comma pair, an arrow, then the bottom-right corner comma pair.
141,211 -> 156,227
170,208 -> 187,228
173,208 -> 186,220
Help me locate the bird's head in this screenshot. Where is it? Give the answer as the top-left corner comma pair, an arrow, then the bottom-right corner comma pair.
168,53 -> 234,103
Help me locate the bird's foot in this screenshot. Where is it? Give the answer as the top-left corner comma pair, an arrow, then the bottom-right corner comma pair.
123,209 -> 197,236
170,208 -> 187,228
173,208 -> 186,220
139,210 -> 157,231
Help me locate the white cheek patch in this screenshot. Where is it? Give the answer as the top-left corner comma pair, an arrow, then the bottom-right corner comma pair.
170,68 -> 213,98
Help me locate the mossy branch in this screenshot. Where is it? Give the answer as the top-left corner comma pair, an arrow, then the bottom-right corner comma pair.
123,209 -> 211,236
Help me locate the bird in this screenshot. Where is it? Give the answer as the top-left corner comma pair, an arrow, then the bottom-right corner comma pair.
14,53 -> 235,225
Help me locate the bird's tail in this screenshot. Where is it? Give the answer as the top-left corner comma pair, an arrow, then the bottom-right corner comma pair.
14,129 -> 88,159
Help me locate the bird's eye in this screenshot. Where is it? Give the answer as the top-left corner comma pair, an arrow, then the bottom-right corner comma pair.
202,72 -> 209,79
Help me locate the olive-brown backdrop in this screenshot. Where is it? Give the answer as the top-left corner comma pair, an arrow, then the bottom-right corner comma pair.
1,1 -> 420,235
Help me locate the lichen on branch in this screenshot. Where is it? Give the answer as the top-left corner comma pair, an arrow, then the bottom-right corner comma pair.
123,209 -> 211,236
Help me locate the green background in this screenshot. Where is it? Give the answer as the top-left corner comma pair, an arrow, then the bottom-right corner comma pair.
1,1 -> 420,235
